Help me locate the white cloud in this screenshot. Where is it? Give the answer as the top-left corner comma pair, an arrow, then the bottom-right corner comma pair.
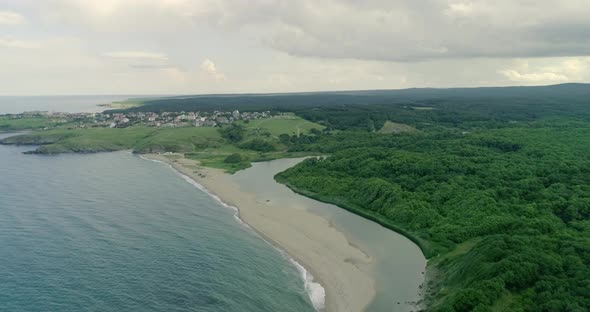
552,59 -> 588,76
162,67 -> 188,82
445,2 -> 475,17
0,11 -> 26,25
104,51 -> 168,60
201,59 -> 225,80
499,69 -> 568,82
0,38 -> 41,49
67,0 -> 123,16
498,57 -> 590,83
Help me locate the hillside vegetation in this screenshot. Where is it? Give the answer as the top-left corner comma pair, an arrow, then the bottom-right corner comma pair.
277,122 -> 590,311
378,121 -> 417,134
0,116 -> 67,132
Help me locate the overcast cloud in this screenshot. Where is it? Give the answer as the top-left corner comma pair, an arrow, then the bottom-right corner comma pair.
0,0 -> 589,95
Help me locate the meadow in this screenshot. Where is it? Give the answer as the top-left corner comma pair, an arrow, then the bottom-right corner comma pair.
0,116 -> 65,131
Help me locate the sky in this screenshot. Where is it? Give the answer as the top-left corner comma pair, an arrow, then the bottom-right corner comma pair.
1,0 -> 590,95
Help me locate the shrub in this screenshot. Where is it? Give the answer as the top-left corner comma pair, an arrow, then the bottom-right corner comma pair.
239,139 -> 276,152
224,153 -> 243,163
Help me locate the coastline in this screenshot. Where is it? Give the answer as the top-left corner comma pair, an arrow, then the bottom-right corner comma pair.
142,153 -> 376,312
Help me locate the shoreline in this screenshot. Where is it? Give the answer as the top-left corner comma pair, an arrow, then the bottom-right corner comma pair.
141,154 -> 326,309
277,180 -> 435,259
142,153 -> 376,312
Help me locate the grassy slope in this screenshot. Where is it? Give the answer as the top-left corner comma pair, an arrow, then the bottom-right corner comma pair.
1,127 -> 156,153
100,97 -> 153,109
0,116 -> 66,132
378,120 -> 418,134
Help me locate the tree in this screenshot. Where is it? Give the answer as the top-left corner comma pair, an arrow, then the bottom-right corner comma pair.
219,124 -> 245,143
224,153 -> 243,163
279,134 -> 291,144
239,139 -> 276,152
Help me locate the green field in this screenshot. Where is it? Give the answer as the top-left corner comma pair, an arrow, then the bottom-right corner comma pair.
238,113 -> 324,137
378,120 -> 417,134
1,127 -> 155,153
0,116 -> 65,132
100,98 -> 146,109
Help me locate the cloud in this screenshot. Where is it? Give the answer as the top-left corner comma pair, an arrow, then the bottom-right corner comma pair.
0,38 -> 41,49
128,64 -> 176,69
2,1 -> 590,95
445,2 -> 475,16
31,1 -> 590,62
560,59 -> 588,75
178,0 -> 590,62
201,59 -> 225,80
499,69 -> 568,82
498,58 -> 590,83
0,11 -> 26,25
104,50 -> 168,60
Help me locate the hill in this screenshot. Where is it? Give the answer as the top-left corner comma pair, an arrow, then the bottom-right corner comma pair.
111,83 -> 590,131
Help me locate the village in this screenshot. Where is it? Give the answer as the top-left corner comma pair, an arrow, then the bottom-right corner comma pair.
7,109 -> 275,129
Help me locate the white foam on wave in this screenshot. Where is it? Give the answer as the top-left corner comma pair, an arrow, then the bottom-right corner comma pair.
289,258 -> 326,311
139,155 -> 326,311
138,155 -> 247,227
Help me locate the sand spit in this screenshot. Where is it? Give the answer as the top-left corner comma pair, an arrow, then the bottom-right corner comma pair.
143,153 -> 375,312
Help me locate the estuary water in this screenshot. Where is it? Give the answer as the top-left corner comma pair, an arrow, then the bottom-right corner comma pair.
0,135 -> 316,312
232,159 -> 426,312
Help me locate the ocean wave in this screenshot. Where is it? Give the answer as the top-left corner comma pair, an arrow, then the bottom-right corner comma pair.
138,155 -> 248,227
289,258 -> 326,311
139,155 -> 326,311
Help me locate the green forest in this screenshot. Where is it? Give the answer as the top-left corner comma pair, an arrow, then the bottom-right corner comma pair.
277,122 -> 590,311
4,83 -> 590,311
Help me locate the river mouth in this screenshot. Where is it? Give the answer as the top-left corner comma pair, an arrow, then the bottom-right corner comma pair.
231,158 -> 427,312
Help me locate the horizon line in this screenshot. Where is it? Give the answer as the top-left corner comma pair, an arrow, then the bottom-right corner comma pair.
0,82 -> 588,98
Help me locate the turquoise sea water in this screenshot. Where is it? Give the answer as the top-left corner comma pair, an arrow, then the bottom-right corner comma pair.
0,137 -> 316,312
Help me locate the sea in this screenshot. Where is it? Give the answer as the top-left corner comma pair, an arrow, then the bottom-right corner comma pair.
0,95 -> 151,114
0,136 -> 317,312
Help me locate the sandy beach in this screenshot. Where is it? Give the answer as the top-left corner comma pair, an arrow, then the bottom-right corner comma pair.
144,153 -> 375,312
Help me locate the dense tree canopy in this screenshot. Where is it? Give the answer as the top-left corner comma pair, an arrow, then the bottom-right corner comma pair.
277,122 -> 590,311
219,124 -> 245,143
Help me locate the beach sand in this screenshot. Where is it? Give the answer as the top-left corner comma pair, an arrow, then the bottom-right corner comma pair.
144,153 -> 375,312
